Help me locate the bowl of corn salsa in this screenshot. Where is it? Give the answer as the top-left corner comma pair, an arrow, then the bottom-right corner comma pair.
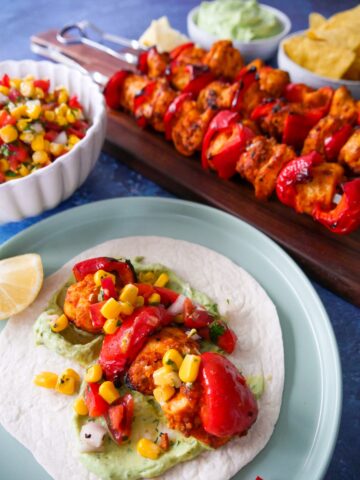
0,60 -> 106,223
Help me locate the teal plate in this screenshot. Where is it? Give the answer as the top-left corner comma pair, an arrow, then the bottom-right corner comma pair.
0,197 -> 341,480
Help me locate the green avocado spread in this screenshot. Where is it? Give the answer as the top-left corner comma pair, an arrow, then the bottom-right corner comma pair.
196,0 -> 283,42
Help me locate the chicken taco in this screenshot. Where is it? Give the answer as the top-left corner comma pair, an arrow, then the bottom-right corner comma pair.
0,237 -> 284,480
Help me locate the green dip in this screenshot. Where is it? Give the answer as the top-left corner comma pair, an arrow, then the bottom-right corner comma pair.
195,0 -> 283,42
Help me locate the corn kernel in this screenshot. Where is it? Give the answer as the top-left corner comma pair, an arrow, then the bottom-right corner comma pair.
93,269 -> 116,287
119,301 -> 134,316
32,150 -> 50,165
26,102 -> 41,120
119,284 -> 139,305
99,381 -> 120,404
10,77 -> 21,89
153,385 -> 175,404
56,114 -> 67,126
139,271 -> 155,284
20,80 -> 35,97
103,318 -> 119,335
20,132 -> 34,144
66,110 -> 76,123
49,142 -> 64,157
148,293 -> 161,305
154,273 -> 169,288
34,371 -> 58,389
100,298 -> 122,320
58,89 -> 69,104
179,354 -> 201,383
162,349 -> 183,370
43,139 -> 50,152
19,164 -> 29,177
44,110 -> 55,122
0,125 -> 18,143
49,313 -> 69,332
10,104 -> 27,119
63,368 -> 81,384
0,85 -> 10,96
153,366 -> 181,388
55,374 -> 76,395
35,87 -> 45,99
85,364 -> 103,383
135,295 -> 145,307
73,396 -> 88,416
17,119 -> 30,131
31,134 -> 45,151
137,438 -> 162,460
68,134 -> 80,145
0,159 -> 9,171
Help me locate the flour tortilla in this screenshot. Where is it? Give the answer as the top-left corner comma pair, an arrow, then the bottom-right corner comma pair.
0,236 -> 284,480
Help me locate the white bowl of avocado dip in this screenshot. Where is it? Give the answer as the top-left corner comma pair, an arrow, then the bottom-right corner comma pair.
187,0 -> 291,61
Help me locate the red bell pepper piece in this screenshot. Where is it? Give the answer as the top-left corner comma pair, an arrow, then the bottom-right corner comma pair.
0,74 -> 10,87
182,65 -> 215,96
137,50 -> 149,74
84,383 -> 109,417
199,352 -> 258,437
104,70 -> 130,109
282,110 -> 324,149
133,80 -> 157,128
153,286 -> 179,306
105,393 -> 134,444
34,79 -> 50,93
0,110 -> 16,127
232,66 -> 258,111
313,178 -> 360,235
72,257 -> 136,285
99,305 -> 168,380
169,42 -> 194,61
276,151 -> 324,210
324,124 -> 353,161
164,92 -> 193,140
89,301 -> 107,330
284,83 -> 313,103
250,100 -> 277,121
101,276 -> 117,300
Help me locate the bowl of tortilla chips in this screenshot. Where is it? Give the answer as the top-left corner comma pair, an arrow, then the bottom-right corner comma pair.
277,6 -> 360,98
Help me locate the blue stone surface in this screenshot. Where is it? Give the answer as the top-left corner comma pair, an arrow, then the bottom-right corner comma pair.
0,1 -> 359,478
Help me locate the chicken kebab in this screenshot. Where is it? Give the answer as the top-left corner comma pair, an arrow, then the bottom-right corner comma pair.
104,40 -> 360,234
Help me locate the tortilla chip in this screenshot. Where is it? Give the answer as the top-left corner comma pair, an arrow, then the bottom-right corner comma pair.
309,25 -> 360,53
284,35 -> 355,79
309,12 -> 326,29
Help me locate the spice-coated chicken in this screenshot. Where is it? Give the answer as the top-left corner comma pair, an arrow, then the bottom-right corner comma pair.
339,129 -> 360,174
329,86 -> 358,124
302,116 -> 346,157
202,40 -> 244,79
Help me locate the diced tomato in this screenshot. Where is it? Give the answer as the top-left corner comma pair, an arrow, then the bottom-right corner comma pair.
8,144 -> 29,171
217,327 -> 237,353
34,79 -> 50,93
0,171 -> 5,183
0,74 -> 10,87
154,286 -> 179,306
0,110 -> 16,127
68,95 -> 83,109
101,276 -> 117,300
84,383 -> 109,417
44,130 -> 59,142
184,307 -> 214,329
106,393 -> 134,444
90,301 -> 107,329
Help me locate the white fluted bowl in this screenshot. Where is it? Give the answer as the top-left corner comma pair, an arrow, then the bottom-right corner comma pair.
0,60 -> 107,223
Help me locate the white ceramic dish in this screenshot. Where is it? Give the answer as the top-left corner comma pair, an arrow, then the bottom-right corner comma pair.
0,60 -> 107,224
278,30 -> 360,99
187,4 -> 291,62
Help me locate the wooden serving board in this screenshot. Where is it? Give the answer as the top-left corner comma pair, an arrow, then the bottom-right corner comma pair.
32,30 -> 360,307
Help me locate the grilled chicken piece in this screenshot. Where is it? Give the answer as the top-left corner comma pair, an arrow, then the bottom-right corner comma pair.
176,45 -> 207,65
203,40 -> 244,79
302,116 -> 346,156
329,86 -> 358,124
120,74 -> 150,113
171,99 -> 216,156
146,48 -> 169,79
126,327 -> 200,395
134,78 -> 177,132
339,128 -> 360,174
294,163 -> 344,215
258,101 -> 303,139
63,274 -> 100,334
258,67 -> 290,98
236,136 -> 295,199
197,81 -> 239,111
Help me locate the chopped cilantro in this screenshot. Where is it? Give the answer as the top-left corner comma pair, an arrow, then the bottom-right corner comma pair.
209,321 -> 225,343
0,145 -> 10,157
204,303 -> 219,317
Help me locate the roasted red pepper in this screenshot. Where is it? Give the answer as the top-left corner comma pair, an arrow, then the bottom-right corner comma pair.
169,42 -> 194,61
104,70 -> 129,109
133,80 -> 157,128
199,352 -> 258,437
232,66 -> 258,112
202,110 -> 254,179
135,283 -> 179,306
313,178 -> 360,234
89,301 -> 107,330
324,124 -> 353,161
105,393 -> 134,444
284,83 -> 313,103
164,92 -> 192,140
276,151 -> 324,210
99,305 -> 168,380
181,65 -> 215,96
282,110 -> 324,149
250,100 -> 277,121
73,257 -> 136,285
137,50 -> 150,74
84,383 -> 109,417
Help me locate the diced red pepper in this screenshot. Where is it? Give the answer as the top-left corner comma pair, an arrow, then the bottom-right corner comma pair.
34,79 -> 50,93
199,352 -> 258,437
0,74 -> 10,88
101,276 -> 117,300
164,92 -> 192,140
313,178 -> 360,234
169,42 -> 194,61
68,95 -> 83,109
72,257 -> 136,285
0,110 -> 16,127
276,151 -> 324,210
133,80 -> 157,128
99,305 -> 168,380
84,382 -> 109,417
182,65 -> 215,96
89,301 -> 107,330
153,286 -> 179,306
284,83 -> 313,103
105,393 -> 134,444
282,110 -> 324,149
324,124 -> 353,161
104,70 -> 130,109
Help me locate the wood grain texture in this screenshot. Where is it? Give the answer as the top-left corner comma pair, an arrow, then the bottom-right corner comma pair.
32,30 -> 360,306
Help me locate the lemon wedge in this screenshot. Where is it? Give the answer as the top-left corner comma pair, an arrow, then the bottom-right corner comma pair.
0,253 -> 44,320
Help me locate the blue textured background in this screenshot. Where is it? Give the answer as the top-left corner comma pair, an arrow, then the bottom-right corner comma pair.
1,1 -> 359,479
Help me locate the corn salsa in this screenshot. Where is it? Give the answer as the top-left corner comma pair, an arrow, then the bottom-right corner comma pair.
0,73 -> 90,183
